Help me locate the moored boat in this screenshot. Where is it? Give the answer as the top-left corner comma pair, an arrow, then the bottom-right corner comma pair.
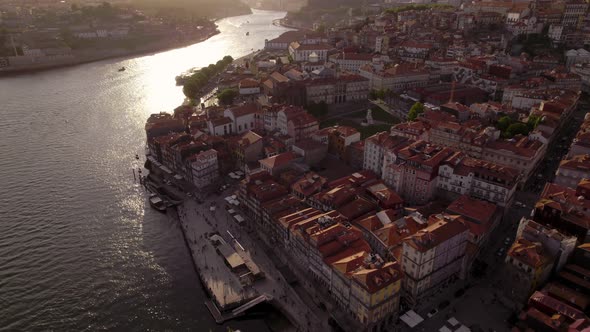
149,194 -> 167,212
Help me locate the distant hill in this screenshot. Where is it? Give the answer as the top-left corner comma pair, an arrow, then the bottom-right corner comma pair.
305,0 -> 361,8
132,0 -> 252,19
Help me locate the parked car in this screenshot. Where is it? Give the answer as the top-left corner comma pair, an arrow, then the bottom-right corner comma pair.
496,247 -> 505,257
504,237 -> 512,245
427,308 -> 438,318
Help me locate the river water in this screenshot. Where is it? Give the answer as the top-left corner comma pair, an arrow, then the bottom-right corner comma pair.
0,9 -> 291,332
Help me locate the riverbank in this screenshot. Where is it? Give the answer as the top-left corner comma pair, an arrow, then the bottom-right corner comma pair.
0,30 -> 220,77
272,18 -> 307,30
162,178 -> 326,331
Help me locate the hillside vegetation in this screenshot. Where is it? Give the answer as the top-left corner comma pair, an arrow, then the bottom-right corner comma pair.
132,0 -> 251,19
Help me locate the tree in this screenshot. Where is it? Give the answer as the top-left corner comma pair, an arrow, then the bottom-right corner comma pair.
369,89 -> 386,100
527,115 -> 542,131
496,116 -> 513,131
506,123 -> 530,138
407,102 -> 424,121
217,88 -> 238,105
183,80 -> 200,98
307,101 -> 328,118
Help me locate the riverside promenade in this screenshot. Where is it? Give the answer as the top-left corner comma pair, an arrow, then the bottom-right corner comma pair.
176,196 -> 329,332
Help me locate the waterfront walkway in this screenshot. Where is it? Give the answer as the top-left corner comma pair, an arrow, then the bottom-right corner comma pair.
177,196 -> 328,332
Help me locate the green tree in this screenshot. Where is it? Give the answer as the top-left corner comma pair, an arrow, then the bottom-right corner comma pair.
217,88 -> 238,105
527,115 -> 542,131
307,101 -> 328,118
369,89 -> 386,100
496,116 -> 513,131
506,123 -> 530,138
407,102 -> 424,121
183,80 -> 200,98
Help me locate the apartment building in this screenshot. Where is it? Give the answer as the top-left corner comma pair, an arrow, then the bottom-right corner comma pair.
401,214 -> 469,306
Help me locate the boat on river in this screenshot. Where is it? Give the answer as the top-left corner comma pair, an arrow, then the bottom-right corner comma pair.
149,194 -> 167,212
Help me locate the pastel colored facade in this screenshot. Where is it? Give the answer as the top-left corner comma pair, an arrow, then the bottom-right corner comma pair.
207,117 -> 233,136
437,153 -> 519,207
223,103 -> 258,135
516,218 -> 578,272
313,126 -> 361,159
359,63 -> 430,92
287,114 -> 319,142
382,141 -> 454,205
190,149 -> 218,189
401,215 -> 469,306
480,135 -> 546,184
284,213 -> 403,331
363,132 -> 409,177
533,181 -> 590,242
329,52 -> 375,72
288,42 -> 330,62
238,78 -> 261,95
305,75 -> 370,105
504,238 -> 554,302
233,131 -> 263,169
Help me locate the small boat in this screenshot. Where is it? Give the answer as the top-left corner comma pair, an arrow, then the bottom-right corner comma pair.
149,194 -> 167,212
118,67 -> 126,72
246,32 -> 249,36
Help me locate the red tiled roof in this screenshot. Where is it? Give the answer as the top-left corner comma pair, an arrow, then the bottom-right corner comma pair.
291,172 -> 327,197
239,78 -> 260,88
507,238 -> 551,269
405,214 -> 468,252
259,151 -> 298,169
447,195 -> 499,225
229,103 -> 258,118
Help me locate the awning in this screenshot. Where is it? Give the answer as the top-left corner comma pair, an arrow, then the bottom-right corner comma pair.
400,310 -> 424,328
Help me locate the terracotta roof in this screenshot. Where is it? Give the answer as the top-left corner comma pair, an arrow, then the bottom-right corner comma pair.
332,52 -> 375,61
507,237 -> 552,269
559,155 -> 590,171
351,261 -> 402,294
486,135 -> 544,158
229,103 -> 258,118
209,117 -> 233,127
239,131 -> 262,146
270,71 -> 290,83
239,78 -> 260,88
365,182 -> 404,208
542,282 -> 590,311
405,214 -> 468,252
336,196 -> 378,221
290,42 -> 332,51
529,291 -> 587,322
259,151 -> 298,169
447,195 -> 499,226
291,172 -> 327,197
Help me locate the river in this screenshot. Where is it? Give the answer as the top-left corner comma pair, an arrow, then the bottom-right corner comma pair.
0,9 -> 291,332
